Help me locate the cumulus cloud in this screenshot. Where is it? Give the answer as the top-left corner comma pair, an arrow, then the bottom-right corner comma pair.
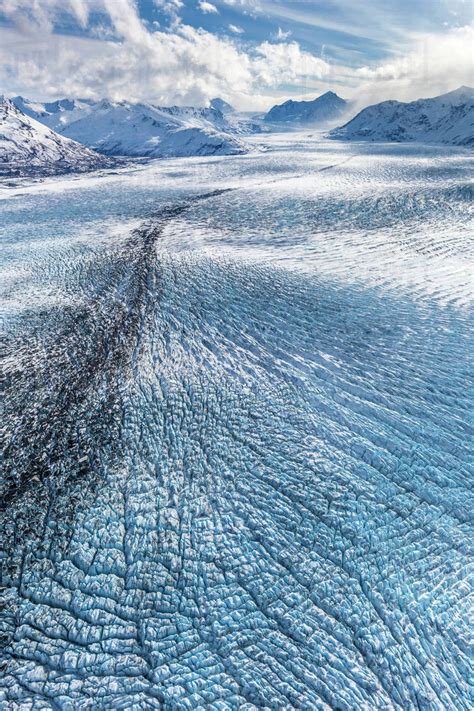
198,1 -> 218,14
153,0 -> 183,14
0,0 -> 471,111
0,0 -> 332,109
253,41 -> 330,85
354,25 -> 474,106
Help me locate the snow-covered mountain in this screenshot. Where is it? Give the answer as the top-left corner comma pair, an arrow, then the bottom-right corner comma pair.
0,97 -> 113,177
331,86 -> 474,145
61,100 -> 249,157
210,97 -> 234,114
12,97 -> 250,158
11,96 -> 97,132
208,97 -> 264,135
264,91 -> 348,126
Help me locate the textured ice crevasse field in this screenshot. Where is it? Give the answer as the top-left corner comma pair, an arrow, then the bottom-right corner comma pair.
1,140 -> 473,709
160,149 -> 473,307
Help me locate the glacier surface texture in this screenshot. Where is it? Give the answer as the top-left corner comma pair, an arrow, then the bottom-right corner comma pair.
1,136 -> 473,709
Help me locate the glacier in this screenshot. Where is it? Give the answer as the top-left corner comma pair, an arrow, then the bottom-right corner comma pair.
1,134 -> 473,709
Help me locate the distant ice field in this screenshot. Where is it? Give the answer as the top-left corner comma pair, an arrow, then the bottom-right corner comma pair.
1,135 -> 473,709
2,136 -> 472,310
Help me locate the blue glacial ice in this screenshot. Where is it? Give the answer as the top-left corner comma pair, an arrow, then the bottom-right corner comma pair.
1,136 -> 473,709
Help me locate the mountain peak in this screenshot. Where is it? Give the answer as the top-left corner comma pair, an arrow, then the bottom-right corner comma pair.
440,85 -> 474,101
210,97 -> 234,114
331,85 -> 474,146
264,90 -> 347,125
450,85 -> 474,94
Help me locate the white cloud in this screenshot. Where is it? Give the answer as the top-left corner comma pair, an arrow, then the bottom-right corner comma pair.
220,0 -> 260,9
198,1 -> 218,14
354,25 -> 474,106
0,0 -> 331,110
253,41 -> 331,85
153,0 -> 183,13
0,0 -> 471,111
0,0 -> 92,32
276,27 -> 291,40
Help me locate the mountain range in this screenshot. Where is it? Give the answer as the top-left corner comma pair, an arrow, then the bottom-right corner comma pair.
0,97 -> 113,177
1,87 -> 472,178
330,86 -> 474,145
11,97 -> 250,159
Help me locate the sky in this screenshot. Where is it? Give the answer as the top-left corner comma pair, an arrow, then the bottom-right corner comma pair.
0,0 -> 472,110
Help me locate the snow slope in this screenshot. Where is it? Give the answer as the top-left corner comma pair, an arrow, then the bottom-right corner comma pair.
61,101 -> 249,157
0,97 -> 113,177
11,96 -> 97,132
210,97 -> 234,114
13,97 -> 250,157
264,90 -> 348,126
208,99 -> 264,135
331,86 -> 474,145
